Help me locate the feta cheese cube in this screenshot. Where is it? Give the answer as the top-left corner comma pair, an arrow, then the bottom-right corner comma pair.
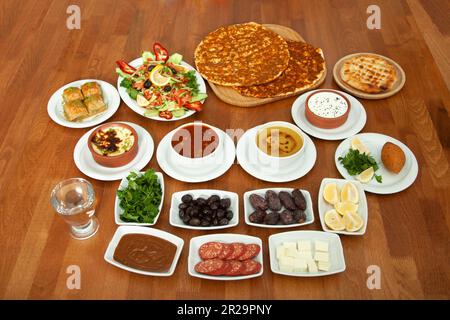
298,251 -> 312,259
283,241 -> 297,250
286,247 -> 300,258
293,258 -> 307,273
318,261 -> 330,271
276,245 -> 286,259
279,256 -> 295,273
297,240 -> 311,252
314,251 -> 329,262
306,258 -> 318,273
315,240 -> 329,252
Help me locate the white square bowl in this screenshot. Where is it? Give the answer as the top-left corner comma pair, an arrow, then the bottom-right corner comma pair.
318,178 -> 368,235
114,172 -> 164,226
169,189 -> 239,230
188,233 -> 263,281
104,226 -> 184,276
243,188 -> 314,228
268,230 -> 346,277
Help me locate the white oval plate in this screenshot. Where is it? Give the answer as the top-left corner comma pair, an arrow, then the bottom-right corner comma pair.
243,188 -> 314,228
117,58 -> 207,121
104,226 -> 184,277
73,122 -> 154,181
268,230 -> 346,277
236,126 -> 317,183
170,189 -> 239,230
156,126 -> 236,183
291,89 -> 367,140
47,79 -> 120,128
335,133 -> 418,194
114,172 -> 164,226
188,233 -> 263,281
317,178 -> 368,235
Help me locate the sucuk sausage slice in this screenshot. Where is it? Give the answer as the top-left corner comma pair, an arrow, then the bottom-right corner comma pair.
217,243 -> 234,259
237,244 -> 261,261
225,260 -> 245,276
195,258 -> 225,275
226,243 -> 246,260
198,242 -> 223,260
220,261 -> 233,275
241,260 -> 262,275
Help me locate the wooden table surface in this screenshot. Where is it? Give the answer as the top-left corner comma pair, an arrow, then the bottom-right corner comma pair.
1,0 -> 449,300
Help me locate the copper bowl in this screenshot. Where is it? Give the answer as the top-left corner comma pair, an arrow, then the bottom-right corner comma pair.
87,122 -> 139,168
305,90 -> 351,129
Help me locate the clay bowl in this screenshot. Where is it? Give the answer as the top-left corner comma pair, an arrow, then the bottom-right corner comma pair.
305,90 -> 351,129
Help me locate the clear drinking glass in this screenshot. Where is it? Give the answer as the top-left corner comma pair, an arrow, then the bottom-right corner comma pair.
50,178 -> 99,240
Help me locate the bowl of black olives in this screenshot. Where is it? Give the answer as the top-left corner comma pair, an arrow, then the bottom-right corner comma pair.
170,190 -> 239,229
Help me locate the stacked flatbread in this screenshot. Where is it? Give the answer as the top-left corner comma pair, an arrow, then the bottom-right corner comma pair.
194,22 -> 325,98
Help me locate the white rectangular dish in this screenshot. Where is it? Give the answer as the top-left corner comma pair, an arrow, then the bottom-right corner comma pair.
169,189 -> 239,230
104,226 -> 184,276
243,188 -> 314,228
188,233 -> 263,281
114,172 -> 164,226
268,230 -> 345,277
318,178 -> 368,235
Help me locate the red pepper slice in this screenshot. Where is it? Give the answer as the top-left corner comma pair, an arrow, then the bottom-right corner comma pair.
185,101 -> 203,112
116,60 -> 136,74
159,110 -> 173,119
153,43 -> 169,62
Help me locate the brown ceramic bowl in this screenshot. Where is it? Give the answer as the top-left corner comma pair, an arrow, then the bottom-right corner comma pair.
305,90 -> 351,129
87,122 -> 139,168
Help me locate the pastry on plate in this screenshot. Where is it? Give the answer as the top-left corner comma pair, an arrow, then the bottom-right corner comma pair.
62,87 -> 84,102
381,142 -> 406,174
63,100 -> 89,121
234,41 -> 325,98
84,94 -> 107,115
81,81 -> 102,98
194,22 -> 290,86
340,54 -> 397,93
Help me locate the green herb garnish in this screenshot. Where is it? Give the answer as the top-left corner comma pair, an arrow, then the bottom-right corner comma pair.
338,149 -> 382,183
184,70 -> 199,95
117,169 -> 162,223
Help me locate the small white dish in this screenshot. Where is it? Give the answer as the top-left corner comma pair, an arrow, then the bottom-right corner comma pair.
47,79 -> 120,128
291,89 -> 367,140
114,172 -> 164,226
268,230 -> 346,277
236,125 -> 317,183
156,125 -> 236,183
335,133 -> 419,194
73,122 -> 154,181
318,178 -> 368,235
104,226 -> 184,277
169,189 -> 239,230
188,233 -> 263,281
117,58 -> 206,121
243,188 -> 314,228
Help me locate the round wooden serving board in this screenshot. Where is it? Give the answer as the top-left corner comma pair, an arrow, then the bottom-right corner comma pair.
333,52 -> 406,100
207,24 -> 327,107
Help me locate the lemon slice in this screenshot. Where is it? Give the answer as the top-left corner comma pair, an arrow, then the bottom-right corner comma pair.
341,182 -> 359,203
351,137 -> 371,155
357,167 -> 374,183
323,183 -> 339,205
136,94 -> 150,107
150,65 -> 170,86
343,212 -> 364,232
324,209 -> 345,231
335,201 -> 358,216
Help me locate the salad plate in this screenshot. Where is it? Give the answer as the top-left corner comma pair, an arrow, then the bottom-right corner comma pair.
291,89 -> 367,140
236,126 -> 317,183
73,122 -> 154,181
156,126 -> 236,183
116,46 -> 207,121
47,79 -> 120,128
334,133 -> 418,194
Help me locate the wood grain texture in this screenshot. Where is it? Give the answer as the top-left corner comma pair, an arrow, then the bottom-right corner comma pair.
0,0 -> 449,300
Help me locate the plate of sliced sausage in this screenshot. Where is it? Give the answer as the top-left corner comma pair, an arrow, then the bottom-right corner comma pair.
188,234 -> 263,280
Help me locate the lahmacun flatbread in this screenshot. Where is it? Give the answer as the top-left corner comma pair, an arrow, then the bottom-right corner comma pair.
234,41 -> 325,98
340,54 -> 397,93
194,22 -> 290,86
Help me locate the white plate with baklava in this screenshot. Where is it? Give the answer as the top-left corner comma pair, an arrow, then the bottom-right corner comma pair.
47,79 -> 121,128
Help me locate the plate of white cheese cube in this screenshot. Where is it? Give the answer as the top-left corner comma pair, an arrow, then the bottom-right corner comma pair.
268,230 -> 346,277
